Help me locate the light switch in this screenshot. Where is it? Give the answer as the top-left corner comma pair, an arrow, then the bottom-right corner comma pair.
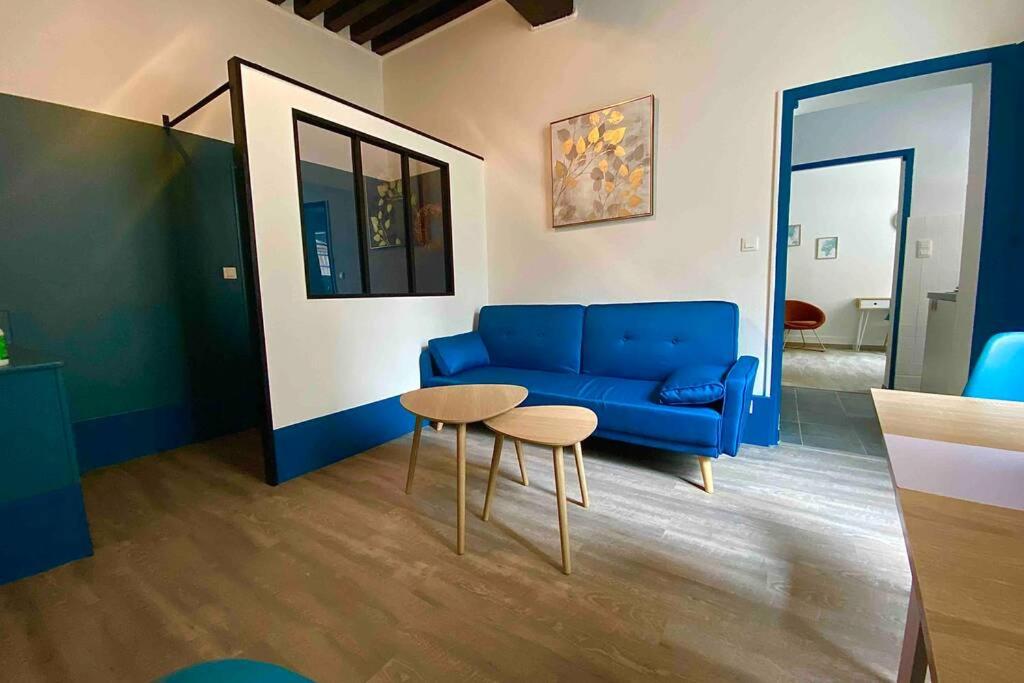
740,237 -> 759,252
916,239 -> 933,258
222,266 -> 238,280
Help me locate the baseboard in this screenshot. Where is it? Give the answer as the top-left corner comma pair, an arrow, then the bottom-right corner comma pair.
74,399 -> 260,472
742,395 -> 777,446
271,395 -> 415,484
784,342 -> 887,352
0,484 -> 93,585
268,391 -> 776,481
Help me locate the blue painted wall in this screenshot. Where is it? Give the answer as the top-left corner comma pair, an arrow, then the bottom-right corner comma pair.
973,45 -> 1024,362
0,93 -> 260,471
272,396 -> 413,484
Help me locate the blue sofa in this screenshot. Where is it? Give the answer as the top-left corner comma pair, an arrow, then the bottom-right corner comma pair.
420,302 -> 759,492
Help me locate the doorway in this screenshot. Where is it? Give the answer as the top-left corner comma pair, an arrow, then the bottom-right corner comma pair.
783,152 -> 912,394
768,43 -> 1024,447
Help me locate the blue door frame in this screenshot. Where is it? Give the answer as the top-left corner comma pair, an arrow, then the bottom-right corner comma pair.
790,149 -> 915,390
768,43 -> 1024,445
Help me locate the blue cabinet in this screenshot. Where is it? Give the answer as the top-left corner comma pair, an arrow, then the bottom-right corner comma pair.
0,349 -> 93,584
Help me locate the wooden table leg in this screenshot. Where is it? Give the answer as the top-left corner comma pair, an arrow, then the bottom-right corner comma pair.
552,446 -> 571,574
897,577 -> 928,683
456,423 -> 467,556
514,439 -> 529,486
405,416 -> 423,494
573,442 -> 589,508
483,434 -> 504,521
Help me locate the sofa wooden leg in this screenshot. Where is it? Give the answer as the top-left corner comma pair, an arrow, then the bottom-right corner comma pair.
698,456 -> 714,494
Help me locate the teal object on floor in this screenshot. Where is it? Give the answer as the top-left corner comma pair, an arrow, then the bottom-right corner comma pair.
962,332 -> 1024,402
158,659 -> 313,682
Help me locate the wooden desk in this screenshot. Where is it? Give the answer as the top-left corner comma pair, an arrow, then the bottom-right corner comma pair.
871,389 -> 1024,682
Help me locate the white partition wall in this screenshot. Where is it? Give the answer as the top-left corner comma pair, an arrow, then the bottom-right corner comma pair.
231,60 -> 488,484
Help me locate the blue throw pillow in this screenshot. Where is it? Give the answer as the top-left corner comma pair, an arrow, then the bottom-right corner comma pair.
659,364 -> 727,405
429,332 -> 491,376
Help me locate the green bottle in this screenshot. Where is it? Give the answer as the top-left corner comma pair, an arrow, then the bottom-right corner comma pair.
0,327 -> 8,367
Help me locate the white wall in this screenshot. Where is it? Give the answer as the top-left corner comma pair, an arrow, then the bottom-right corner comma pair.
382,0 -> 1024,395
788,160 -> 901,346
0,0 -> 382,141
793,77 -> 981,390
238,64 -> 488,429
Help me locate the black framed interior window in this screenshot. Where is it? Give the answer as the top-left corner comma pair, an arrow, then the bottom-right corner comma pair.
292,110 -> 455,298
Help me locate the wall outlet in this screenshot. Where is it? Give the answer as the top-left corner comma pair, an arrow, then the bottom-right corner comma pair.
222,266 -> 238,280
740,237 -> 759,252
915,239 -> 933,258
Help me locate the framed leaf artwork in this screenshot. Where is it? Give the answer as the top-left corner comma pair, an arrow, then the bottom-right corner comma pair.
369,179 -> 404,249
550,95 -> 655,228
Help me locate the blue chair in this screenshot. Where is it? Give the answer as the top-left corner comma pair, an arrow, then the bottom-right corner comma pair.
962,332 -> 1024,402
158,659 -> 313,683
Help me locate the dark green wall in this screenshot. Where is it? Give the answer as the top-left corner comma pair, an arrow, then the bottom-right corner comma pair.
0,93 -> 259,467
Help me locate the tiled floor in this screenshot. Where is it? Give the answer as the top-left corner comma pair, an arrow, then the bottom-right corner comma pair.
780,385 -> 887,456
782,347 -> 886,393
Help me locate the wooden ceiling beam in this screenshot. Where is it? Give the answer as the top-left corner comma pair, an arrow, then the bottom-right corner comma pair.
371,0 -> 488,54
506,0 -> 573,26
324,0 -> 393,32
293,0 -> 344,20
349,0 -> 444,45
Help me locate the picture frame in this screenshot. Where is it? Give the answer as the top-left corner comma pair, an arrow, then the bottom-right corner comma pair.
815,236 -> 838,260
550,94 -> 655,228
787,224 -> 801,247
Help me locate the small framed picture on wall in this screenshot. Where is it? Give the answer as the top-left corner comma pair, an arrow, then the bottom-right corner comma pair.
787,224 -> 801,247
816,236 -> 838,259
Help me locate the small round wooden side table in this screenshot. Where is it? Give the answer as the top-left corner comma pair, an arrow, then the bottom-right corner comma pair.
400,384 -> 527,555
482,405 -> 598,574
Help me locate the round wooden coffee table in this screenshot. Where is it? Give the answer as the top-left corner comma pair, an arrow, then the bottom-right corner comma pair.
400,384 -> 527,555
482,405 -> 598,574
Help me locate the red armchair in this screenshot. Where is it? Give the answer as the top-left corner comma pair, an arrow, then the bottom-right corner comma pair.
784,300 -> 827,352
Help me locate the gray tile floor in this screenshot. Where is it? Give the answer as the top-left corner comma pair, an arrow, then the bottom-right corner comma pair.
780,386 -> 887,456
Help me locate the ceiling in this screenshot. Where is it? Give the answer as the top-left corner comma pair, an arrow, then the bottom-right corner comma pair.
267,0 -> 574,55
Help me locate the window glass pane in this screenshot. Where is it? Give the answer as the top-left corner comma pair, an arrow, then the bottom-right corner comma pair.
408,158 -> 450,294
360,142 -> 409,294
296,121 -> 364,295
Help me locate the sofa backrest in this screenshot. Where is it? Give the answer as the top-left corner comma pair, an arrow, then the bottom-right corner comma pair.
478,304 -> 585,374
581,301 -> 739,381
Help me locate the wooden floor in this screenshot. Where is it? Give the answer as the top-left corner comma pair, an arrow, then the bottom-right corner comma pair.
0,427 -> 911,681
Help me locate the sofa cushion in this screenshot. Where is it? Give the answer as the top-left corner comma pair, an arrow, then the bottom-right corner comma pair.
658,364 -> 728,405
581,301 -> 739,381
427,365 -> 721,448
478,304 -> 585,374
428,332 -> 490,376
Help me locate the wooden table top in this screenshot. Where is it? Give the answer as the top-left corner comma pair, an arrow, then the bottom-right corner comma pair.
871,389 -> 1024,681
400,384 -> 527,424
484,406 -> 598,447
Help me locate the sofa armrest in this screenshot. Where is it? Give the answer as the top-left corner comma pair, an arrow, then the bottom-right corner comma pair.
419,348 -> 437,386
719,355 -> 759,456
